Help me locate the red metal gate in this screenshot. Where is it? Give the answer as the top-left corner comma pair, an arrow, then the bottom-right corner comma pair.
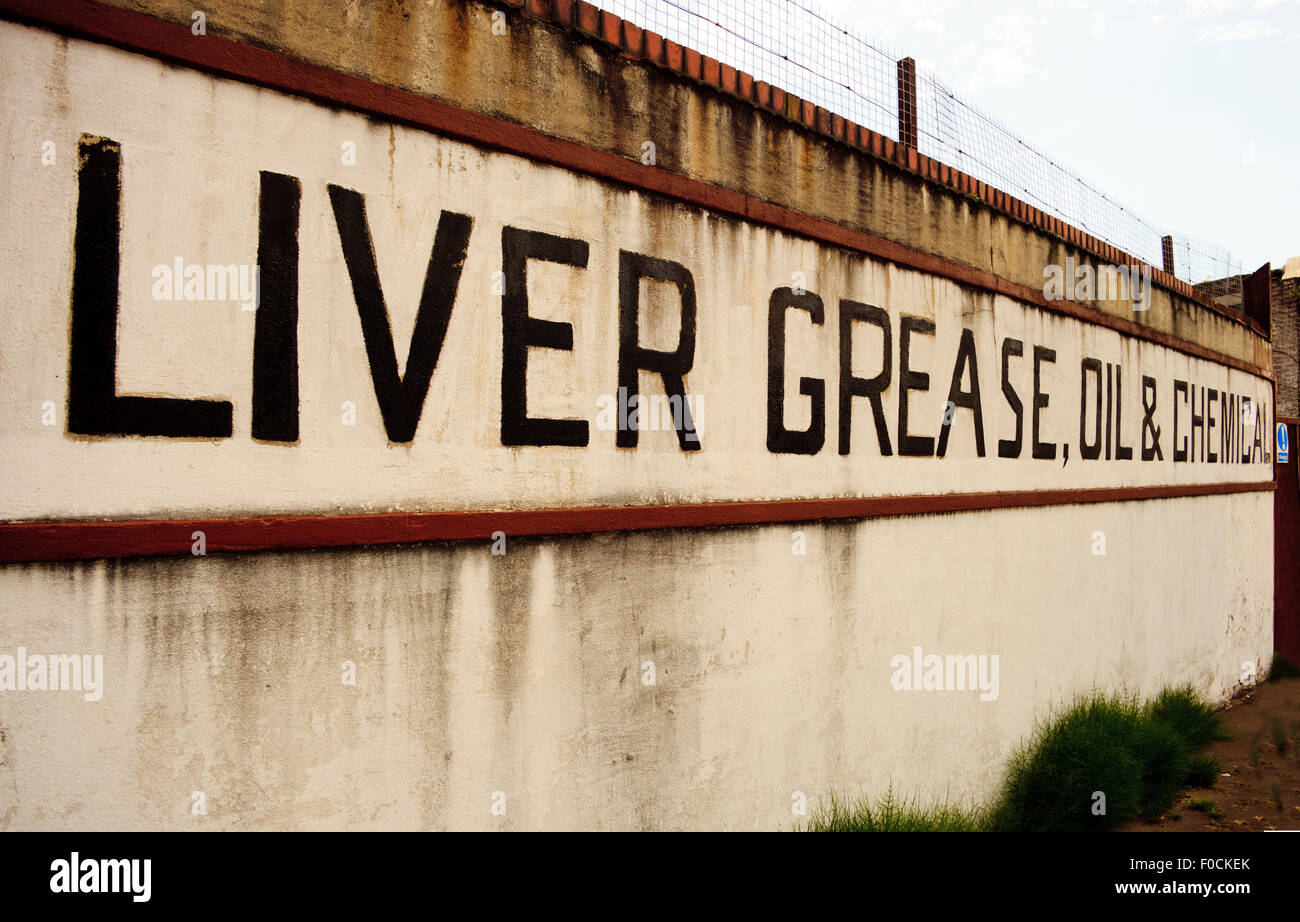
1276,417 -> 1300,662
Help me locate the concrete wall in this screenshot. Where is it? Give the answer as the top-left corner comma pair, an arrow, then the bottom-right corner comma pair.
0,23 -> 1274,519
0,0 -> 1276,830
0,493 -> 1274,830
87,0 -> 1273,373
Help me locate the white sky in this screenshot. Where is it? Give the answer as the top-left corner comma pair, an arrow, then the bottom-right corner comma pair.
815,0 -> 1300,271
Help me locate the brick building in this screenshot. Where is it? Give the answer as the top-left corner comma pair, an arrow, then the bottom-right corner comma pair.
1274,258 -> 1300,419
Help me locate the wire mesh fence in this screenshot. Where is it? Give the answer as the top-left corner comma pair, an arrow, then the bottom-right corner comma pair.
586,0 -> 1245,298
595,0 -> 902,139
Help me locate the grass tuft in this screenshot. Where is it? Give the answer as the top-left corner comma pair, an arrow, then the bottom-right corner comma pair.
1272,717 -> 1290,755
1148,685 -> 1226,745
989,693 -> 1146,831
806,681 -> 1250,831
1187,798 -> 1226,819
797,788 -> 986,832
987,687 -> 1226,831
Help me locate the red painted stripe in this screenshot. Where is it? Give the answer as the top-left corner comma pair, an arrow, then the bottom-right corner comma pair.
0,0 -> 1273,380
0,481 -> 1276,562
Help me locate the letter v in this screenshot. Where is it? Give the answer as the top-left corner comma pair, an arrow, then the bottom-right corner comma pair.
328,184 -> 472,442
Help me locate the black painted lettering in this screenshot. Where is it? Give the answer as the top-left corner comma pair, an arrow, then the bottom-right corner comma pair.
499,226 -> 590,447
1114,364 -> 1133,460
1141,375 -> 1162,461
1221,391 -> 1231,464
898,315 -> 935,457
617,251 -> 699,451
936,328 -> 985,458
252,171 -> 302,442
329,184 -> 471,444
1239,394 -> 1248,463
1263,403 -> 1271,463
766,287 -> 825,455
67,135 -> 233,438
1252,399 -> 1264,463
1173,379 -> 1188,462
837,300 -> 892,456
1032,346 -> 1056,460
1190,385 -> 1204,463
1206,388 -> 1218,463
997,338 -> 1023,459
1080,357 -> 1102,461
1104,363 -> 1112,460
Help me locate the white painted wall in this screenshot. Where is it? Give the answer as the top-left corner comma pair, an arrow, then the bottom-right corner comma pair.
0,494 -> 1272,830
0,22 -> 1275,830
0,25 -> 1273,522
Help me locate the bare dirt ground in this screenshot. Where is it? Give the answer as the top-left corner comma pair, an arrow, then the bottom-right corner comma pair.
1123,675 -> 1300,832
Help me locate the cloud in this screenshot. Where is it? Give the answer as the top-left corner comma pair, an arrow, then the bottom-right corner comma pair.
963,14 -> 1050,89
1185,0 -> 1245,17
1195,19 -> 1281,40
982,13 -> 1043,47
1186,0 -> 1287,16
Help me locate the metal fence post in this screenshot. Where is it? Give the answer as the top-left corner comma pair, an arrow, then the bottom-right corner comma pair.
897,56 -> 917,149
